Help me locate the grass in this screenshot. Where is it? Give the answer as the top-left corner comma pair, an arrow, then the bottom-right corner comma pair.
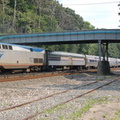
36,97 -> 109,120
44,104 -> 67,114
110,109 -> 120,120
65,97 -> 109,120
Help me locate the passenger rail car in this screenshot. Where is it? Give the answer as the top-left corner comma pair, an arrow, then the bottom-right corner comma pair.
85,55 -> 99,68
46,51 -> 85,70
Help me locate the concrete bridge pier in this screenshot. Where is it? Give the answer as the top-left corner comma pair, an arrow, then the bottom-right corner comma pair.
97,40 -> 110,75
97,61 -> 110,75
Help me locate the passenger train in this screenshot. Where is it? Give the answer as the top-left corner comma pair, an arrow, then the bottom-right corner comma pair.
0,43 -> 119,72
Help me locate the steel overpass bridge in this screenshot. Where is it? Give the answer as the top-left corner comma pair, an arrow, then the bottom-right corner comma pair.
0,29 -> 120,75
0,29 -> 120,45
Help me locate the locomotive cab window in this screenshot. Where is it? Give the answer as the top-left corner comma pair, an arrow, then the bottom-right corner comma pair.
9,46 -> 13,50
2,45 -> 8,49
2,45 -> 13,50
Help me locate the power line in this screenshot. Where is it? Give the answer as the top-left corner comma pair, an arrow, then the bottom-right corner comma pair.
63,1 -> 119,6
78,11 -> 117,13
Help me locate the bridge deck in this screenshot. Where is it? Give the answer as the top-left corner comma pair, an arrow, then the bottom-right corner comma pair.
0,29 -> 120,45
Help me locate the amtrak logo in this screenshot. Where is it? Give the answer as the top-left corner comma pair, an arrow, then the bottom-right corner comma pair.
0,54 -> 3,58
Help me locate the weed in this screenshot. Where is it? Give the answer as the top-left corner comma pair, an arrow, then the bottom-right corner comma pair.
44,104 -> 66,114
102,113 -> 108,118
59,116 -> 64,120
65,97 -> 109,120
110,109 -> 120,120
36,97 -> 109,120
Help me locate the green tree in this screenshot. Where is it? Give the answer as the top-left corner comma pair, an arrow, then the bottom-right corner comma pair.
84,21 -> 95,30
1,0 -> 114,57
108,43 -> 119,58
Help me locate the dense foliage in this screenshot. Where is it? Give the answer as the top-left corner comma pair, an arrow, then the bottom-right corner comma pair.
0,0 -> 119,58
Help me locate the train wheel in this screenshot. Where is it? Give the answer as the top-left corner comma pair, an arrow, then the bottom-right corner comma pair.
25,68 -> 31,73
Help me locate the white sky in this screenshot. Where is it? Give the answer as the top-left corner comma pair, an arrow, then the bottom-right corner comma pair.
57,0 -> 120,29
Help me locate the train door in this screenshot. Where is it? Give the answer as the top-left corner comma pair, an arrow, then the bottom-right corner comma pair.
84,55 -> 88,68
68,56 -> 73,65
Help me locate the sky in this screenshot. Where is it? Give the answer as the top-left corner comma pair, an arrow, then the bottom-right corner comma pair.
57,0 -> 120,29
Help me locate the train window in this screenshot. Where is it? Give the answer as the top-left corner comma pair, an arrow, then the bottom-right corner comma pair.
34,58 -> 43,63
34,58 -> 38,63
89,60 -> 92,62
48,56 -> 61,61
2,45 -> 8,49
89,60 -> 98,62
39,59 -> 43,63
9,46 -> 13,50
0,45 -> 1,49
89,60 -> 96,62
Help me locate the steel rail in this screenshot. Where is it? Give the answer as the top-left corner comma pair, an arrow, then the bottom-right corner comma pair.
0,81 -> 97,112
23,78 -> 119,120
0,69 -> 96,83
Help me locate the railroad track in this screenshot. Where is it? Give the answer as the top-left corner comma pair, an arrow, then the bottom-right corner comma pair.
0,69 -> 96,83
0,77 -> 119,120
0,81 -> 98,113
0,67 -> 119,83
0,72 -> 64,82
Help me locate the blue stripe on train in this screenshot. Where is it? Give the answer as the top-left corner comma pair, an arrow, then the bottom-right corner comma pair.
0,54 -> 3,58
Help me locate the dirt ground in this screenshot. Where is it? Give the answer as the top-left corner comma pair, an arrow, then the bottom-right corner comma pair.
81,101 -> 120,120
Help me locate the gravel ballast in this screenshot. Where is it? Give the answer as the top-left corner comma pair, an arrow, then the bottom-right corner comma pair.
0,72 -> 120,120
